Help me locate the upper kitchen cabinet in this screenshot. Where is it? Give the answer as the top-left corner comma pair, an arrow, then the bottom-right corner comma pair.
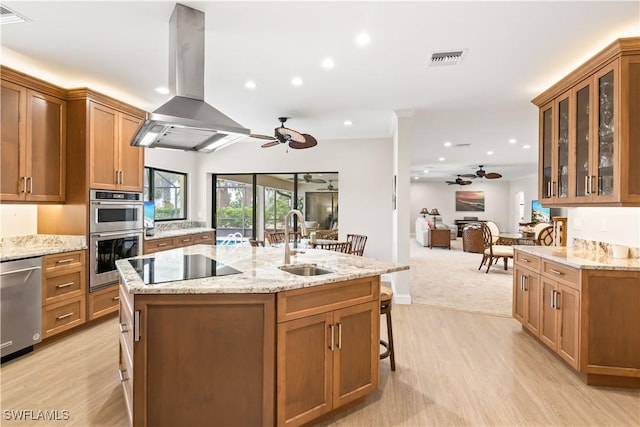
67,89 -> 144,192
1,67 -> 66,203
532,37 -> 640,207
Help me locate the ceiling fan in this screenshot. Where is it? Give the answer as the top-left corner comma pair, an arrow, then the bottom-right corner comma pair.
445,175 -> 473,186
460,165 -> 503,180
251,117 -> 317,149
288,173 -> 326,184
316,180 -> 338,191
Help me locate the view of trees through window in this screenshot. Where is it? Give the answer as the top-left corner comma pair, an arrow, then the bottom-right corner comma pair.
144,167 -> 187,220
216,178 -> 254,237
264,188 -> 293,232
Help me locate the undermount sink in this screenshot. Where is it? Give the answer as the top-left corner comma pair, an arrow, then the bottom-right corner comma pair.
279,264 -> 334,276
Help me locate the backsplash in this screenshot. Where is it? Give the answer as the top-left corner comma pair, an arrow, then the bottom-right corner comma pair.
572,238 -> 640,260
153,221 -> 207,232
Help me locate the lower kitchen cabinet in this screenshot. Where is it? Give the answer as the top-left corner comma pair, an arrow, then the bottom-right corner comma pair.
143,231 -> 215,254
88,285 -> 119,320
513,265 -> 540,335
540,278 -> 580,369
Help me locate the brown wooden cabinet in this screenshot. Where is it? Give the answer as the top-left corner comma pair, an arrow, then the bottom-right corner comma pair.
118,286 -> 275,427
41,250 -> 86,338
143,230 -> 216,254
513,249 -> 640,388
532,37 -> 640,206
89,101 -> 143,191
276,276 -> 379,427
1,68 -> 66,203
88,285 -> 120,320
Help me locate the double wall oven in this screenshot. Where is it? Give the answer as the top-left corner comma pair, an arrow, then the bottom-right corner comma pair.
89,190 -> 143,291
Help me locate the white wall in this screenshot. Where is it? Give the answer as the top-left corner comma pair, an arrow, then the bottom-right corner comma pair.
567,207 -> 640,248
508,174 -> 539,230
409,180 -> 512,233
0,204 -> 38,237
148,137 -> 396,262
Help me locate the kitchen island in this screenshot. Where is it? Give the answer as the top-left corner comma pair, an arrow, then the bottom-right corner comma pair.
116,244 -> 408,427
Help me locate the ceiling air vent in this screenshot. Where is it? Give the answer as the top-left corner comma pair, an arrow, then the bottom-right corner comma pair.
428,50 -> 466,66
0,5 -> 29,25
455,143 -> 472,147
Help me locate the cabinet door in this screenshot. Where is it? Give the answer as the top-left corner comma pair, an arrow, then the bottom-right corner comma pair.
554,91 -> 571,203
118,113 -> 144,192
539,279 -> 558,349
0,80 -> 26,200
557,285 -> 580,369
591,62 -> 619,203
570,79 -> 593,203
332,301 -> 378,409
524,270 -> 541,335
512,266 -> 527,324
25,90 -> 66,202
89,102 -> 118,190
538,102 -> 554,203
277,312 -> 333,427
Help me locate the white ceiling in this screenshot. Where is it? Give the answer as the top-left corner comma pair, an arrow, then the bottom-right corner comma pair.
2,1 -> 638,182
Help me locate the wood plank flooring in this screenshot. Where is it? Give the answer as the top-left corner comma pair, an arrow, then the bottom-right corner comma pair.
1,305 -> 638,426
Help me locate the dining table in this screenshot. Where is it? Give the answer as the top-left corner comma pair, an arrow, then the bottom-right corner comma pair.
496,232 -> 536,246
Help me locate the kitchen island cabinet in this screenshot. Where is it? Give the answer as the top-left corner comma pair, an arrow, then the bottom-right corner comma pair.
512,246 -> 640,388
117,245 -> 407,427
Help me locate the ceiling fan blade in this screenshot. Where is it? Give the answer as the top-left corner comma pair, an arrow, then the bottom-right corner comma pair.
485,172 -> 502,179
459,174 -> 477,178
250,133 -> 275,141
289,133 -> 318,149
276,126 -> 306,143
461,180 -> 472,185
261,140 -> 280,148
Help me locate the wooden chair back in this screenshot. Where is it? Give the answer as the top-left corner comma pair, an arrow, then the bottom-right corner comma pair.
248,239 -> 265,247
536,225 -> 554,246
264,231 -> 300,245
346,234 -> 367,256
312,241 -> 352,253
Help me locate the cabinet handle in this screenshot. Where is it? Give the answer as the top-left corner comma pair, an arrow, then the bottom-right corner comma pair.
134,310 -> 141,342
20,176 -> 26,193
118,369 -> 128,382
115,171 -> 119,185
181,239 -> 190,242
56,312 -> 74,320
550,290 -> 556,309
55,258 -> 75,264
522,258 -> 530,263
555,291 -> 560,310
337,323 -> 342,349
522,276 -> 527,291
55,282 -> 74,289
157,243 -> 168,247
552,181 -> 556,197
549,268 -> 563,276
547,182 -> 551,198
112,296 -> 120,301
27,176 -> 33,193
584,175 -> 590,195
329,324 -> 335,351
119,323 -> 128,333
119,171 -> 124,184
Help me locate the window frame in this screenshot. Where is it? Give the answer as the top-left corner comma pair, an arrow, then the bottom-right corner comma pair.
144,166 -> 188,222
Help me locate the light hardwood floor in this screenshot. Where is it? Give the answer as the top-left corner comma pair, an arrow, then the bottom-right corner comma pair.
1,305 -> 638,426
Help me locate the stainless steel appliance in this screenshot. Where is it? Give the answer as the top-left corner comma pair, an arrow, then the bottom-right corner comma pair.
90,190 -> 143,233
89,190 -> 143,291
1,257 -> 42,360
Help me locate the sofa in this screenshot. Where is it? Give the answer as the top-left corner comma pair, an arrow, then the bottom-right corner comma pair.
415,217 -> 457,248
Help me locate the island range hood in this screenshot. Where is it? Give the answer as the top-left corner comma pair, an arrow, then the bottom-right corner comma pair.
130,3 -> 250,152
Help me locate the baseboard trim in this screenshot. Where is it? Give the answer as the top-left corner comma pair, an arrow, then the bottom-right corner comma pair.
394,292 -> 412,305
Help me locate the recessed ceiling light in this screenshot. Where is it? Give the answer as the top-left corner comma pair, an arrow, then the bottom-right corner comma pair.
355,33 -> 370,46
414,176 -> 419,180
438,157 -> 445,162
291,77 -> 303,86
487,150 -> 494,155
343,120 -> 352,126
423,169 -> 429,173
321,58 -> 335,69
244,80 -> 256,89
509,138 -> 517,144
444,141 -> 452,147
154,87 -> 170,94
523,144 -> 531,149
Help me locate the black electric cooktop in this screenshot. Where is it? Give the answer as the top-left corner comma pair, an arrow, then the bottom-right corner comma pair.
128,254 -> 241,285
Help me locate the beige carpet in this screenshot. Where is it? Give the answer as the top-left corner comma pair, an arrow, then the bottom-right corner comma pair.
410,238 -> 513,317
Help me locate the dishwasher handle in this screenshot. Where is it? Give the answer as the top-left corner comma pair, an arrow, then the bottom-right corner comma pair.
0,266 -> 41,276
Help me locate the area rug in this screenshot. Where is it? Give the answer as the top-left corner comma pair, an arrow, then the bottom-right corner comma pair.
410,238 -> 513,317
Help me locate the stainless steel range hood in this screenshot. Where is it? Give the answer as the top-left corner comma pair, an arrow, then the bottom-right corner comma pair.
130,3 -> 250,152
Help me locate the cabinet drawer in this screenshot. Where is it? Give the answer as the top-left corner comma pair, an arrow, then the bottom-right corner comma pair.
515,251 -> 540,270
144,237 -> 175,254
542,260 -> 580,287
174,235 -> 194,247
119,340 -> 134,426
43,269 -> 84,305
43,296 -> 85,338
193,231 -> 215,244
43,250 -> 85,273
88,285 -> 120,320
277,276 -> 379,323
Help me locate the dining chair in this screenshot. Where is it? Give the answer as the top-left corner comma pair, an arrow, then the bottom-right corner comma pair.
312,241 -> 352,253
535,224 -> 554,246
478,223 -> 513,273
485,221 -> 500,244
264,231 -> 300,246
248,239 -> 265,247
346,234 -> 367,256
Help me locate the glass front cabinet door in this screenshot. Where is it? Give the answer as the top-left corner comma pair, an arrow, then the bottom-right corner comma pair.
538,103 -> 554,204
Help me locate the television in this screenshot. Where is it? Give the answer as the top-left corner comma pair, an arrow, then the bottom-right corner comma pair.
144,201 -> 155,230
531,199 -> 550,223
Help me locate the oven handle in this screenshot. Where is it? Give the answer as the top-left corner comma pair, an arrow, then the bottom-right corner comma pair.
90,201 -> 143,206
93,231 -> 143,238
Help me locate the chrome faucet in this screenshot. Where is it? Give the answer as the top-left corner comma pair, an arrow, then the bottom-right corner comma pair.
284,209 -> 307,265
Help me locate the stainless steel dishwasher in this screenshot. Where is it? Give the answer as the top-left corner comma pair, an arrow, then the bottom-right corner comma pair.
1,257 -> 42,360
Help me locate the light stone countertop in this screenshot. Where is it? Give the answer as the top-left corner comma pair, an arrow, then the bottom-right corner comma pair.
144,227 -> 215,240
514,245 -> 640,271
0,235 -> 87,262
117,244 -> 409,294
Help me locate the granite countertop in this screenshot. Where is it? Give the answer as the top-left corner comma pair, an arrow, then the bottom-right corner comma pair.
0,235 -> 87,262
514,245 -> 640,271
144,227 -> 215,240
117,244 -> 409,294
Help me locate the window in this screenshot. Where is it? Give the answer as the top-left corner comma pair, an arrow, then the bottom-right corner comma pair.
144,167 -> 187,221
264,187 -> 293,231
215,178 -> 254,237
